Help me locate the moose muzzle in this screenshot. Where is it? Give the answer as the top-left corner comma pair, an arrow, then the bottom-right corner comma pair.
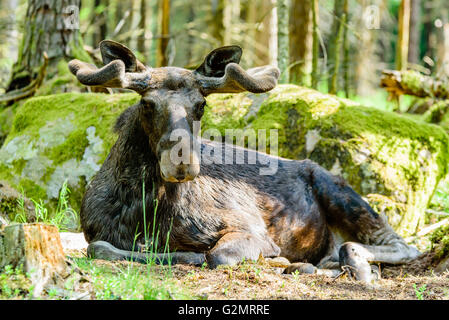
158,128 -> 201,183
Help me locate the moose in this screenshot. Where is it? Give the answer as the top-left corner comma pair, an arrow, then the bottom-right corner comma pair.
68,40 -> 420,283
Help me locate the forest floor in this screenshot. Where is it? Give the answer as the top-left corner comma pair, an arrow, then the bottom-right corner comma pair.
57,248 -> 449,300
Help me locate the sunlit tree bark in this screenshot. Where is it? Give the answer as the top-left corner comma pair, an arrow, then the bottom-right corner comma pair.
289,0 -> 312,86
156,0 -> 170,67
5,0 -> 89,94
396,0 -> 411,71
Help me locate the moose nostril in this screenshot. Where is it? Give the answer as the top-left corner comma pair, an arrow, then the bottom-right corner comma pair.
176,167 -> 186,181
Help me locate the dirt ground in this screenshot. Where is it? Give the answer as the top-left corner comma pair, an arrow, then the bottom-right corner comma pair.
67,249 -> 449,300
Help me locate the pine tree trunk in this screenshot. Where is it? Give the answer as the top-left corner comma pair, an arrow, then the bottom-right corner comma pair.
329,0 -> 345,94
277,0 -> 289,84
327,0 -> 343,92
137,0 -> 147,61
91,0 -> 107,48
396,0 -> 411,71
311,0 -> 319,89
289,0 -> 312,86
342,0 -> 350,97
4,0 -> 89,95
223,0 -> 240,46
156,0 -> 170,67
354,0 -> 381,97
408,0 -> 421,64
209,0 -> 224,47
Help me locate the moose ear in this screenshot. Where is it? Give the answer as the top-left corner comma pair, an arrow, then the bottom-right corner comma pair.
195,46 -> 242,78
100,40 -> 145,72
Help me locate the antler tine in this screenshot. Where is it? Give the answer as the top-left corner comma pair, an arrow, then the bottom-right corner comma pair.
197,63 -> 280,95
68,59 -> 151,93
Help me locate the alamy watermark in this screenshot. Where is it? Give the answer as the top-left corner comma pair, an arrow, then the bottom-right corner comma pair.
62,5 -> 80,30
168,121 -> 279,176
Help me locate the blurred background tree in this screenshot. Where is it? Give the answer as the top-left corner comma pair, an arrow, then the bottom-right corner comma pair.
0,0 -> 448,112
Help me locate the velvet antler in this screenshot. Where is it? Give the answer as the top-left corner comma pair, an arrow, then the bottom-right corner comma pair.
194,45 -> 280,95
68,40 -> 151,93
196,63 -> 280,95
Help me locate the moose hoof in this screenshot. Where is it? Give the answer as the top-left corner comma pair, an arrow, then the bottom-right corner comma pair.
87,241 -> 125,261
283,262 -> 317,275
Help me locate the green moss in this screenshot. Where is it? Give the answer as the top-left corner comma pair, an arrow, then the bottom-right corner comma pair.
430,225 -> 449,260
401,70 -> 426,94
17,178 -> 46,202
0,92 -> 140,207
49,129 -> 89,165
0,196 -> 18,220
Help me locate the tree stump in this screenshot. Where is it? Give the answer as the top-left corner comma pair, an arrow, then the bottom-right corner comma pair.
0,223 -> 69,296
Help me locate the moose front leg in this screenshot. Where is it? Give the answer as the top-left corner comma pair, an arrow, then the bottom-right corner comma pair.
87,241 -> 206,265
205,232 -> 281,268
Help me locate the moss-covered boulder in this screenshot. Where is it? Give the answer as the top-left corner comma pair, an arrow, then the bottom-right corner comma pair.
0,84 -> 448,236
0,92 -> 140,211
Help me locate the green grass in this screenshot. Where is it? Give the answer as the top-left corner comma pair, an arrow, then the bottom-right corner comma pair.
0,265 -> 33,299
69,257 -> 193,300
13,179 -> 79,231
3,178 -> 196,300
413,283 -> 427,300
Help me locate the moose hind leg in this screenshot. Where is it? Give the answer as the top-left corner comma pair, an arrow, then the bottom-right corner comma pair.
87,241 -> 206,265
338,215 -> 421,283
308,161 -> 421,282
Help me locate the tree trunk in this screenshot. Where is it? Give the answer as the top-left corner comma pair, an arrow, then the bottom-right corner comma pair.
342,0 -> 350,97
436,7 -> 449,77
0,223 -> 69,296
91,0 -> 107,48
0,0 -> 20,91
3,0 -> 90,100
354,0 -> 381,97
289,0 -> 313,86
137,0 -> 147,62
327,0 -> 343,92
208,0 -> 224,47
408,0 -> 421,64
156,0 -> 170,67
396,0 -> 411,71
277,0 -> 289,84
311,0 -> 319,89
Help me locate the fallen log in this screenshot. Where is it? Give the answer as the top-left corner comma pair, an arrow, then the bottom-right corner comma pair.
0,223 -> 69,296
380,69 -> 449,100
404,218 -> 449,243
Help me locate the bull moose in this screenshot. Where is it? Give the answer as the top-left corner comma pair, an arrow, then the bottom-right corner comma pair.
68,40 -> 420,283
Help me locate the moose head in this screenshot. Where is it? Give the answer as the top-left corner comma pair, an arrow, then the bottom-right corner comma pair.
69,40 -> 279,183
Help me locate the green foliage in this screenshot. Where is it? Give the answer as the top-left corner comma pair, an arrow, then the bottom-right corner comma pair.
413,283 -> 427,300
12,180 -> 80,232
0,264 -> 32,299
430,224 -> 449,260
